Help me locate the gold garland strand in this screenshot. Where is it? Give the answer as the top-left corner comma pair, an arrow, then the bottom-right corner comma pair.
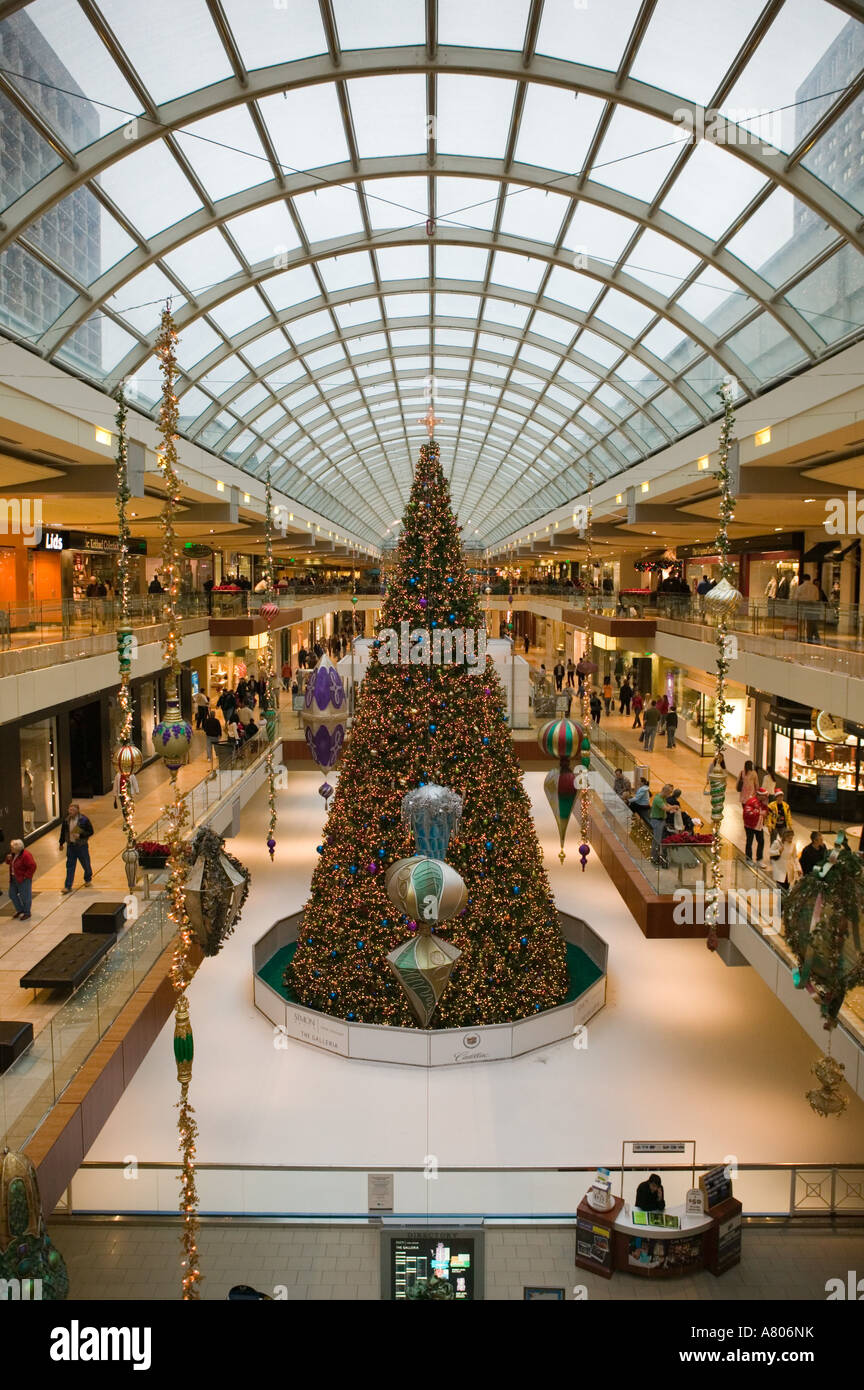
705,382 -> 738,952
264,467 -> 278,859
155,302 -> 201,1298
579,473 -> 594,858
112,385 -> 137,850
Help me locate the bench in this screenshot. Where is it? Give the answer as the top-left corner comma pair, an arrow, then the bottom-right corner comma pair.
81,901 -> 126,934
19,932 -> 116,996
0,1020 -> 34,1073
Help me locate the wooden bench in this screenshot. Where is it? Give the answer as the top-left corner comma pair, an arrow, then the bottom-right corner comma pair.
19,932 -> 116,997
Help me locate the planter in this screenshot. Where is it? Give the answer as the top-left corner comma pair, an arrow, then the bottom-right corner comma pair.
138,855 -> 169,870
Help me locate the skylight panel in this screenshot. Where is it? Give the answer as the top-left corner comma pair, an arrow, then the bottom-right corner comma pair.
365,177 -> 428,230
437,76 -> 517,159
209,287 -> 269,336
349,76 -> 427,158
226,205 -> 302,266
293,186 -> 364,242
176,107 -> 270,202
266,266 -> 321,312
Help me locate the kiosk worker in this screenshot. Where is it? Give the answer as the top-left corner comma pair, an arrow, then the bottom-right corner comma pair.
635,1174 -> 666,1212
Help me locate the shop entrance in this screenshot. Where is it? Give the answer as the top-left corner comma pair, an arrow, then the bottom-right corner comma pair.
69,699 -> 102,799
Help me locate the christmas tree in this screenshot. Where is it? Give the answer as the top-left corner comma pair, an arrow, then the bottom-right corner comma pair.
287,439 -> 569,1027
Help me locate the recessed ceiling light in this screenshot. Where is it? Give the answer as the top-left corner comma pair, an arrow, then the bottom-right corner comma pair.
696,456 -> 710,471
774,526 -> 782,531
754,428 -> 771,447
216,480 -> 225,492
641,481 -> 650,493
803,498 -> 815,503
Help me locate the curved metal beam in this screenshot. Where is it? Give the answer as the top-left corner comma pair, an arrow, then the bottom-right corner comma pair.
37,158 -> 822,362
2,49 -> 860,255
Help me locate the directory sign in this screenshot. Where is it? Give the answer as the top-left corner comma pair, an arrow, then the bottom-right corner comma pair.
381,1229 -> 483,1300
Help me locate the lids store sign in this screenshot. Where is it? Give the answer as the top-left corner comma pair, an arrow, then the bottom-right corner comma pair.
36,530 -> 146,554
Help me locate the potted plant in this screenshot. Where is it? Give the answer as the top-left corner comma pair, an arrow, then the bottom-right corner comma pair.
135,840 -> 171,869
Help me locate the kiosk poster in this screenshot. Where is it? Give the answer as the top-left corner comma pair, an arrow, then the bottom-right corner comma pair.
699,1165 -> 733,1209
576,1218 -> 612,1272
717,1213 -> 742,1267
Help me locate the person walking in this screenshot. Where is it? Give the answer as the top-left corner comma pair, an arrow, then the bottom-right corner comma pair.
795,572 -> 822,643
664,704 -> 678,749
217,686 -> 236,725
602,676 -> 613,715
619,679 -> 632,716
590,690 -> 602,725
112,768 -> 139,808
649,783 -> 673,865
736,759 -> 759,805
6,838 -> 36,919
642,700 -> 660,752
148,574 -> 164,595
742,788 -> 769,863
553,660 -> 565,692
203,709 -> 222,765
631,689 -> 644,728
769,828 -> 801,892
656,692 -> 669,732
194,689 -> 210,729
297,646 -> 308,670
565,658 -> 575,688
59,801 -> 94,893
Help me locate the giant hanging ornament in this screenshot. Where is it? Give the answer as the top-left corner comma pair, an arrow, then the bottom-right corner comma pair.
0,1149 -> 69,1299
575,657 -> 598,680
115,741 -> 143,778
400,784 -> 463,859
703,577 -> 743,620
806,1054 -> 848,1119
302,654 -> 348,802
386,931 -> 462,1028
707,767 -> 727,821
385,855 -> 467,925
184,826 -> 250,957
153,683 -> 194,771
544,765 -> 577,863
537,718 -> 585,760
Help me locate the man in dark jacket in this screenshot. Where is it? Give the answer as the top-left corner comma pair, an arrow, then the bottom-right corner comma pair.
635,1175 -> 665,1212
59,802 -> 94,892
799,831 -> 827,876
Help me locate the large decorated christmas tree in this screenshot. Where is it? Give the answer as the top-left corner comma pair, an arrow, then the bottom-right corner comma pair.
287,439 -> 569,1027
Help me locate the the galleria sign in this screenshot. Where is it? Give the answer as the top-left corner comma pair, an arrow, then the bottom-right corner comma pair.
376,621 -> 487,669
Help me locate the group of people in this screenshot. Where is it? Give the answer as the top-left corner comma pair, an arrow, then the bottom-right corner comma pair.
624,778 -> 693,864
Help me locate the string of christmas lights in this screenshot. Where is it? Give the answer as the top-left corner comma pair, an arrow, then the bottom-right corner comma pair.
112,386 -> 136,850
580,472 -> 595,852
155,302 -> 201,1299
705,382 -> 738,953
264,467 -> 278,860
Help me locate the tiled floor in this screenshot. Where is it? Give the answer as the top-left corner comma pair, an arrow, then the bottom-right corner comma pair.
46,1219 -> 864,1301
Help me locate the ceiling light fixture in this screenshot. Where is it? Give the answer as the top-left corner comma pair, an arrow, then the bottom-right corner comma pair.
641,481 -> 650,493
754,428 -> 771,447
697,456 -> 710,471
216,480 -> 225,492
94,426 -> 112,446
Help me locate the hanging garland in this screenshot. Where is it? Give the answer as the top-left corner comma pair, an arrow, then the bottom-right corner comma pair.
703,382 -> 739,952
154,302 -> 200,1299
578,472 -> 594,869
263,468 -> 279,860
112,385 -> 142,872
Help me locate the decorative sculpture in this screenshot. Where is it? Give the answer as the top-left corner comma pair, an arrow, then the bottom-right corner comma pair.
0,1149 -> 69,1299
400,784 -> 463,859
385,931 -> 462,1028
184,826 -> 250,957
385,855 -> 467,925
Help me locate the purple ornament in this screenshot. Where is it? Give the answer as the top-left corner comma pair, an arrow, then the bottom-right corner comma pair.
305,723 -> 345,773
368,861 -> 378,874
267,836 -> 276,861
318,779 -> 334,799
419,597 -> 427,609
578,843 -> 590,871
304,654 -> 346,716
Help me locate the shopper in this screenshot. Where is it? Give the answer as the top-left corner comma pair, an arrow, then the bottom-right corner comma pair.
523,634 -> 530,656
656,692 -> 669,732
736,759 -> 759,805
602,676 -> 613,715
619,679 -> 633,716
589,690 -> 602,724
59,801 -> 94,893
629,778 -> 651,814
6,838 -> 36,919
635,1175 -> 666,1212
642,700 -> 660,752
148,575 -> 164,595
631,690 -> 644,728
800,831 -> 827,877
665,704 -> 679,749
194,689 -> 210,729
649,783 -> 673,864
769,828 -> 801,892
237,702 -> 254,729
765,789 -> 792,839
204,710 -> 223,764
795,572 -> 822,643
112,768 -> 139,808
217,687 -> 236,724
696,574 -> 712,596
553,660 -> 565,692
565,658 -> 575,688
742,788 -> 769,863
613,768 -> 628,799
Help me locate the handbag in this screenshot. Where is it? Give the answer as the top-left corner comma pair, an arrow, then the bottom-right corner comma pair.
638,731 -> 645,743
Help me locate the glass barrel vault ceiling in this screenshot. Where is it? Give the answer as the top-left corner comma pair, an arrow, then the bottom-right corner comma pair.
0,0 -> 863,546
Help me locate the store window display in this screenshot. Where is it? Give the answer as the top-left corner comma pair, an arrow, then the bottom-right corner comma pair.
19,718 -> 58,835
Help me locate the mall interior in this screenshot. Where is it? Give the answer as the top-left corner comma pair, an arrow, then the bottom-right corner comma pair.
1,0 -> 864,1313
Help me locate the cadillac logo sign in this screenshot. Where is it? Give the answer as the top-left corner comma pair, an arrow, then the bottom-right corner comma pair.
461,1033 -> 481,1050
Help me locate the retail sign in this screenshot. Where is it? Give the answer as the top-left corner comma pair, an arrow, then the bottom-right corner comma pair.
632,1142 -> 687,1154
367,1173 -> 394,1212
44,531 -> 64,551
816,775 -> 839,804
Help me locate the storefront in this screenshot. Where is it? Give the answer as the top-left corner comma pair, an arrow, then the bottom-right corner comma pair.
674,668 -> 750,772
767,700 -> 864,821
19,715 -> 59,836
29,529 -> 148,599
678,534 -> 804,598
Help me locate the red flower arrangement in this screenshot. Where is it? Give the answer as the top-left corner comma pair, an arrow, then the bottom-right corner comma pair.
135,840 -> 171,856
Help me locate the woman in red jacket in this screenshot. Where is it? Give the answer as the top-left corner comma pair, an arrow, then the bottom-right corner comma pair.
6,837 -> 36,919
